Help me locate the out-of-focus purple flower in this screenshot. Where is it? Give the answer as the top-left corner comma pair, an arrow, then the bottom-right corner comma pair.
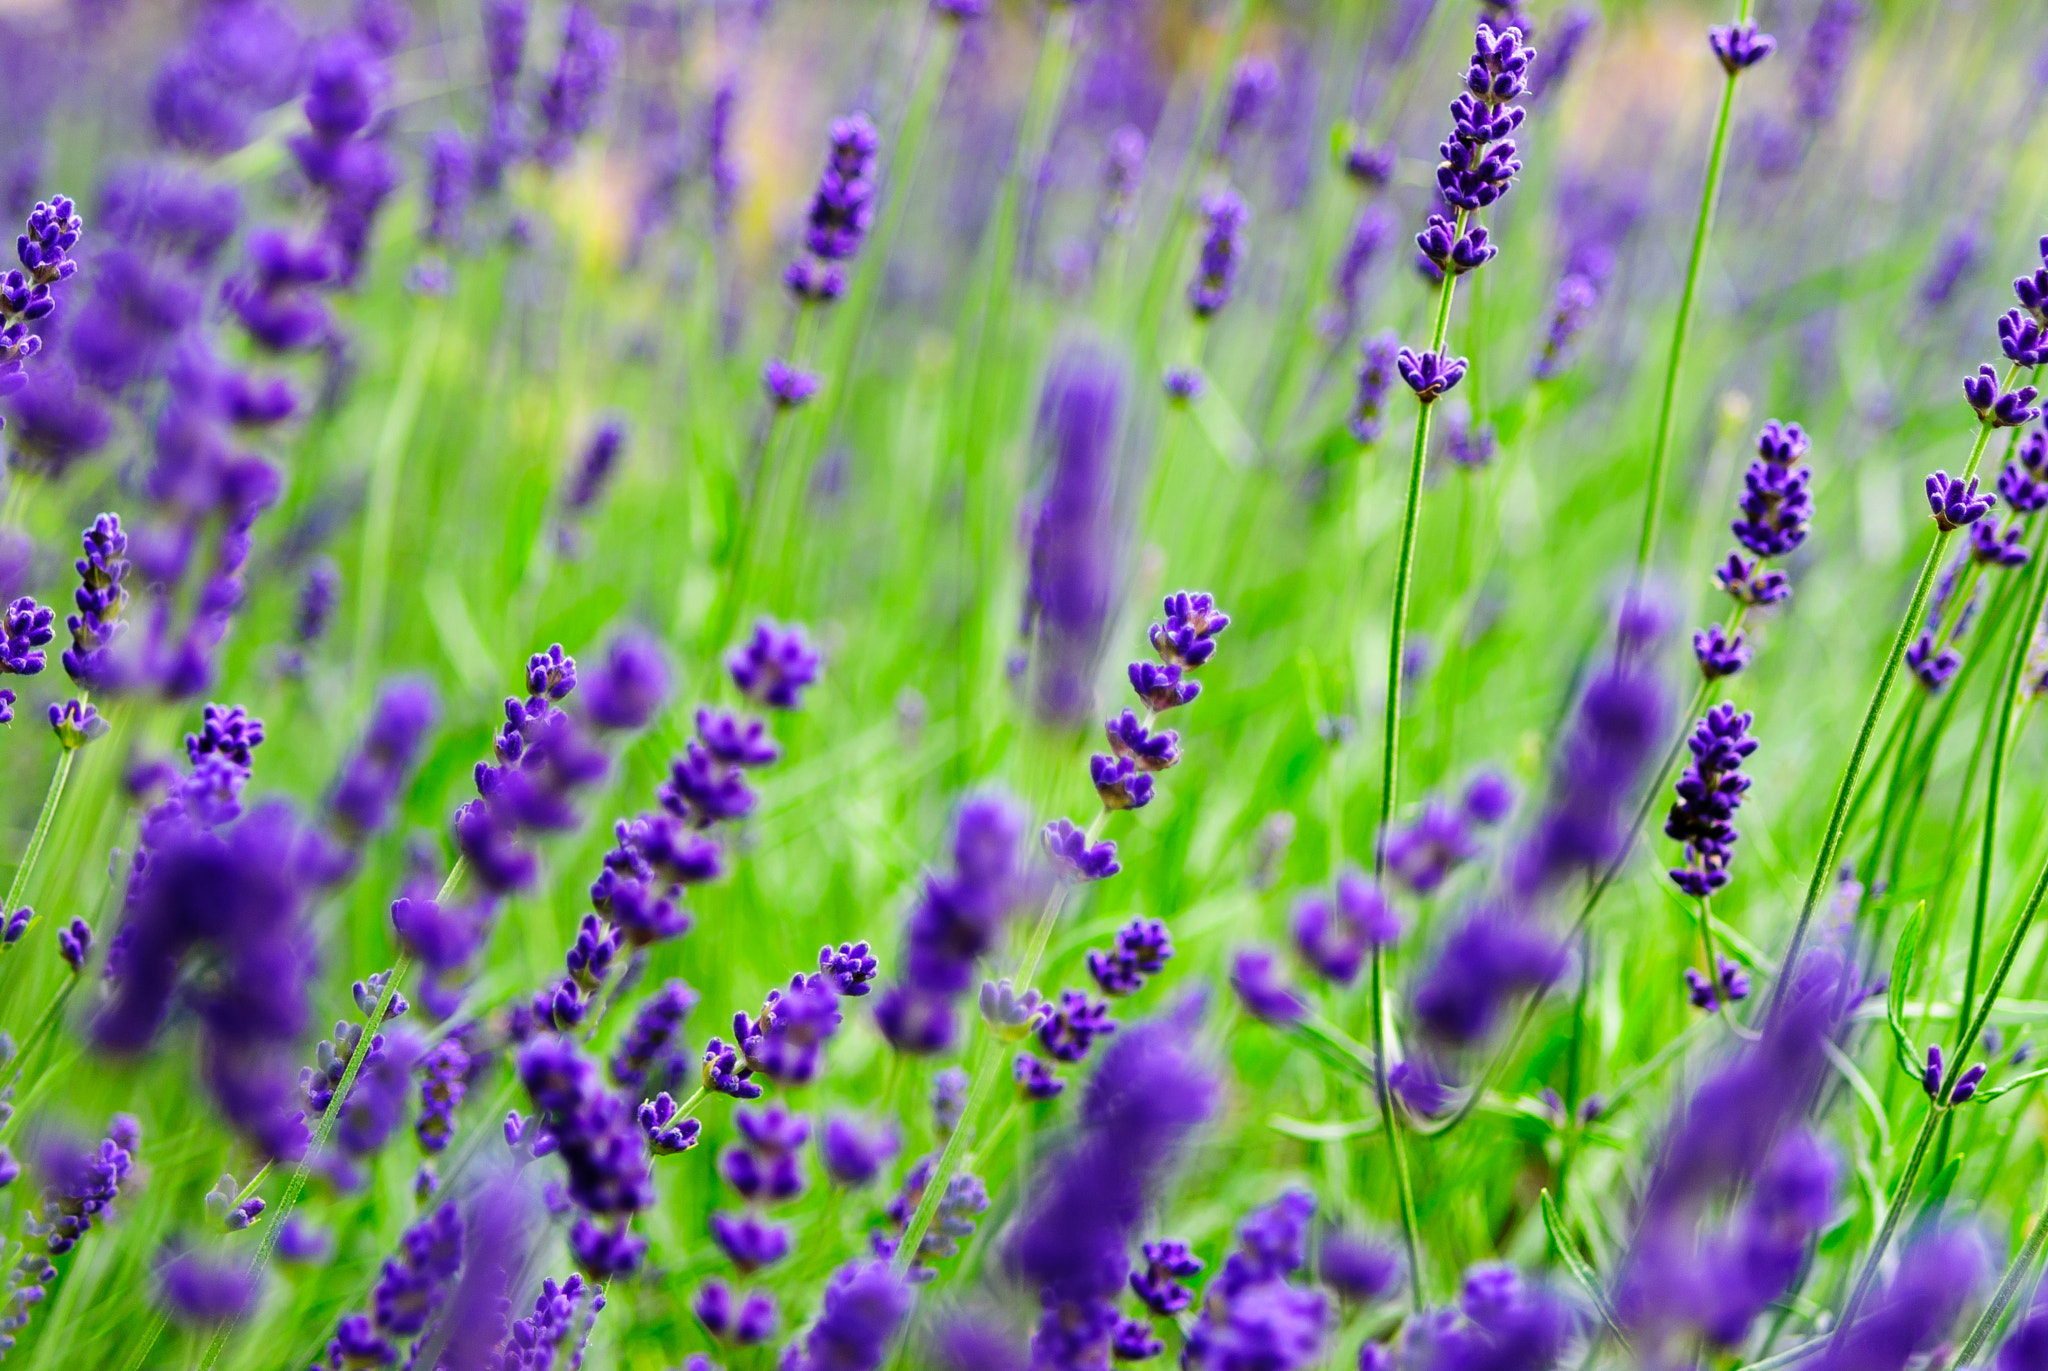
1232,947 -> 1306,1024
1792,0 -> 1861,128
1217,55 -> 1278,160
729,617 -> 820,709
1132,1239 -> 1204,1316
778,1260 -> 912,1371
1163,366 -> 1204,405
1530,7 -> 1595,95
876,793 -> 1027,1056
563,418 -> 626,517
155,1245 -> 258,1326
1810,1226 -> 1985,1371
1532,273 -> 1599,380
1907,630 -> 1963,693
1188,189 -> 1248,319
1293,871 -> 1399,985
1009,1014 -> 1216,1365
1022,339 -> 1126,724
1384,803 -> 1481,895
1102,126 -> 1146,230
763,357 -> 821,408
581,630 -> 670,731
1350,331 -> 1400,444
1319,1229 -> 1402,1305
327,677 -> 437,840
1972,518 -> 2031,569
534,5 -> 619,166
518,1034 -> 654,1216
415,1038 -> 469,1154
423,130 -> 472,246
821,1114 -> 899,1188
1183,1191 -> 1330,1371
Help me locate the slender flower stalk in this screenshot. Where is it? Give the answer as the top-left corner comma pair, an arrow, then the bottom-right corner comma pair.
1769,336 -> 2034,1015
1635,3 -> 1774,574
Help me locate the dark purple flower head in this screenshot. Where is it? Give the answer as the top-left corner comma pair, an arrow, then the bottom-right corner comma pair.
63,513 -> 131,690
729,617 -> 820,709
702,1036 -> 762,1100
1693,623 -> 1751,680
1037,988 -> 1118,1063
698,708 -> 780,767
1086,917 -> 1174,997
2001,428 -> 2048,512
1927,470 -> 1997,531
1709,22 -> 1777,73
821,941 -> 879,997
1972,518 -> 2031,568
1684,956 -> 1751,1013
1966,365 -> 2041,428
1416,214 -> 1496,277
1014,1053 -> 1064,1102
641,1092 -> 703,1155
1396,348 -> 1467,402
1090,753 -> 1154,811
1188,189 -> 1249,319
1907,631 -> 1963,693
1128,660 -> 1200,711
610,978 -> 695,1092
2003,309 -> 2048,367
0,597 -> 53,675
57,917 -> 92,973
1133,1239 -> 1205,1316
1715,553 -> 1791,607
1232,947 -> 1307,1024
1351,331 -> 1401,443
328,678 -> 437,839
1043,817 -> 1120,881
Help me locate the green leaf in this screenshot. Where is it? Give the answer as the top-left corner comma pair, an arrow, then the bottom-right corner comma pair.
1888,903 -> 1927,1081
1540,1190 -> 1631,1352
1969,1064 -> 2048,1104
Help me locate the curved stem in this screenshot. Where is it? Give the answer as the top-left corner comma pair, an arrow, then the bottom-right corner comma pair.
352,301 -> 444,690
1836,1103 -> 1943,1340
1634,5 -> 1750,574
1957,527 -> 2048,1043
1770,394 -> 2010,1018
1955,1184 -> 2048,1368
0,743 -> 78,948
198,862 -> 463,1369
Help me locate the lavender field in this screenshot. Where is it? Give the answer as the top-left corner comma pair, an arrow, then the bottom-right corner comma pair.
0,0 -> 2043,1368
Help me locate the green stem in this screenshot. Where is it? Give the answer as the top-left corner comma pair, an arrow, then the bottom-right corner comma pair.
351,302 -> 444,689
1956,526 -> 2048,1045
1836,1103 -> 1943,1340
1634,3 -> 1750,573
1770,374 -> 2016,1018
1370,941 -> 1426,1309
1955,1183 -> 2048,1368
0,743 -> 78,943
197,863 -> 464,1368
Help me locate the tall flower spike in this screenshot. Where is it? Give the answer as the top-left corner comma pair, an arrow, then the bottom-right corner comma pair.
1964,365 -> 2041,428
1665,704 -> 1759,902
1349,331 -> 1400,444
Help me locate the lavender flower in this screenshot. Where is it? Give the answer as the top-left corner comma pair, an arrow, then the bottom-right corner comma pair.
562,418 -> 626,516
155,1246 -> 258,1326
415,1038 -> 469,1154
2000,429 -> 2048,512
1020,340 -> 1129,725
1908,631 -> 1963,692
1693,624 -> 1751,680
1086,918 -> 1173,996
1793,1 -> 1862,128
62,513 -> 129,689
1709,22 -> 1777,73
1293,871 -> 1399,984
1009,1014 -> 1217,1368
1665,704 -> 1758,901
1965,366 -> 2041,428
1188,189 -> 1249,319
821,1115 -> 899,1187
730,617 -> 821,709
877,794 -> 1026,1056
1396,348 -> 1467,402
778,1260 -> 912,1371
1217,56 -> 1278,160
1042,818 -> 1121,882
1927,470 -> 1998,530
1350,331 -> 1400,443
1183,1192 -> 1331,1371
1232,947 -> 1307,1025
534,5 -> 619,167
